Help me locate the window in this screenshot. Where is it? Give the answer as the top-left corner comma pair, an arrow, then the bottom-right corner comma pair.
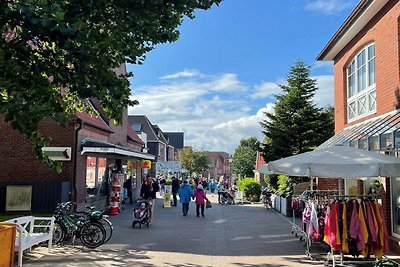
391,178 -> 400,237
346,43 -> 376,121
86,157 -> 107,197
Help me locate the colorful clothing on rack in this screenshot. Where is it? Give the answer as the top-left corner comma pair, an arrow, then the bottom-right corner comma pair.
323,198 -> 388,259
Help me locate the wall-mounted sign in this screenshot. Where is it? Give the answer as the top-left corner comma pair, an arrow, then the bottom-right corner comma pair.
42,147 -> 72,161
141,160 -> 152,169
6,185 -> 32,211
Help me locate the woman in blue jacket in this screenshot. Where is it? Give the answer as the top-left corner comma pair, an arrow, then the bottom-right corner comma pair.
178,180 -> 193,216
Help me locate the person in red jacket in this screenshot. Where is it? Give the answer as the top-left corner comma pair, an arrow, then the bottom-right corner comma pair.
192,184 -> 209,217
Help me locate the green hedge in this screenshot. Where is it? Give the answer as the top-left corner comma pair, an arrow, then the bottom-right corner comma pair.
238,178 -> 262,202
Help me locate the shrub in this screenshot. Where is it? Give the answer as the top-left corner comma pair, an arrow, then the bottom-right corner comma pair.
238,178 -> 261,202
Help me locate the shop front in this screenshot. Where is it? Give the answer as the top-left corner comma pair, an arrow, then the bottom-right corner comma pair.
80,139 -> 155,212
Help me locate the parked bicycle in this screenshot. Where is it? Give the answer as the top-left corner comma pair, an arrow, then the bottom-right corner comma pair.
52,202 -> 108,248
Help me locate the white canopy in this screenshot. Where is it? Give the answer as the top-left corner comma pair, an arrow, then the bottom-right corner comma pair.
260,146 -> 400,178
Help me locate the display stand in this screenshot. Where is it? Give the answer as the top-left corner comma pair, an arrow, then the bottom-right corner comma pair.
109,174 -> 124,215
163,185 -> 172,208
291,189 -> 338,260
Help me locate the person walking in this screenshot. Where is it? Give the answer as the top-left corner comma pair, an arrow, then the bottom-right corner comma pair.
123,176 -> 134,204
209,179 -> 217,197
171,176 -> 180,206
217,182 -> 226,204
192,184 -> 209,217
140,175 -> 159,224
178,180 -> 192,216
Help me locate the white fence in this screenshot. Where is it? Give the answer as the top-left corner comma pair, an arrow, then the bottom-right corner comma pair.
271,194 -> 290,216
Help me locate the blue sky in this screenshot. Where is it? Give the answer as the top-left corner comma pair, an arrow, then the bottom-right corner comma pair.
127,0 -> 359,154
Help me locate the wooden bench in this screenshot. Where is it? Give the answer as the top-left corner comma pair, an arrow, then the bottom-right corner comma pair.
5,216 -> 55,267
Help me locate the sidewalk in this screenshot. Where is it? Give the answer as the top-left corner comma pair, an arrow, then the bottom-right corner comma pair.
18,195 -> 400,266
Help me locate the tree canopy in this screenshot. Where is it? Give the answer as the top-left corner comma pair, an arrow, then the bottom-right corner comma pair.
260,61 -> 334,162
231,137 -> 259,178
259,61 -> 334,194
0,0 -> 221,169
179,147 -> 210,176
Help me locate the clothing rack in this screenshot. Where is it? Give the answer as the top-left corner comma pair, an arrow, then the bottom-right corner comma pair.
324,195 -> 385,267
291,189 -> 339,260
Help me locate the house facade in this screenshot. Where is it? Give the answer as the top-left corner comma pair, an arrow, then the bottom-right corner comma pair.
128,115 -> 177,177
317,0 -> 400,252
0,65 -> 155,213
204,152 -> 231,182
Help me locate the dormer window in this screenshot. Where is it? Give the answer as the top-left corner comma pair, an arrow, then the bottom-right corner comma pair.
347,43 -> 376,122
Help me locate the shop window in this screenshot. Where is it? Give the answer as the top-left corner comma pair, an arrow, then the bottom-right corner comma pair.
380,132 -> 393,150
358,138 -> 367,150
86,157 -> 107,197
391,178 -> 400,237
369,135 -> 379,151
346,43 -> 376,122
395,131 -> 400,149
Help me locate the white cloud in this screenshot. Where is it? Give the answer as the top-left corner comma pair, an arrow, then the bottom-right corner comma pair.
251,82 -> 282,99
305,0 -> 358,15
128,70 -> 333,155
129,70 -> 266,154
159,69 -> 203,80
312,75 -> 334,107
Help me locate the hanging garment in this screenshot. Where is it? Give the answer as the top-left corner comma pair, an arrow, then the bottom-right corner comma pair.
302,202 -> 312,223
377,203 -> 389,254
341,201 -> 349,253
308,202 -> 319,240
357,199 -> 368,255
323,205 -> 330,244
366,201 -> 378,244
373,202 -> 385,258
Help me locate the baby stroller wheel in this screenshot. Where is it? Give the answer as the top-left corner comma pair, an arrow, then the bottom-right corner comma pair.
139,223 -> 142,229
132,222 -> 136,228
146,222 -> 150,227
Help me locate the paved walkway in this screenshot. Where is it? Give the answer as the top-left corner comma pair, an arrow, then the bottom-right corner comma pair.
19,194 -> 375,266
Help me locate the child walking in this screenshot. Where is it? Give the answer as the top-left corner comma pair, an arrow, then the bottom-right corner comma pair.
192,184 -> 209,217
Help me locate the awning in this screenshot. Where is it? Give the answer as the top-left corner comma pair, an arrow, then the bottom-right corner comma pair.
318,110 -> 400,150
81,138 -> 155,160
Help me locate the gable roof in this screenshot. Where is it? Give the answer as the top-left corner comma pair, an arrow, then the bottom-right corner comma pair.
317,0 -> 390,61
76,112 -> 113,133
127,127 -> 144,145
164,132 -> 184,149
128,115 -> 159,141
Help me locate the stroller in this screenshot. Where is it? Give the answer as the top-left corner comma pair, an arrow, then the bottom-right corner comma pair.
132,199 -> 150,228
220,191 -> 235,205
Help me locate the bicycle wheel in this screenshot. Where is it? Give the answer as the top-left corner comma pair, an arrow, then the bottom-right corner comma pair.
99,217 -> 113,243
79,221 -> 106,248
53,220 -> 67,244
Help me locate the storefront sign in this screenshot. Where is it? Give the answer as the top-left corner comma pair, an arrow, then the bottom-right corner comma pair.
141,160 -> 152,169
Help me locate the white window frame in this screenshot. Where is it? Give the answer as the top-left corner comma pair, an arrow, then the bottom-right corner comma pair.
346,43 -> 376,122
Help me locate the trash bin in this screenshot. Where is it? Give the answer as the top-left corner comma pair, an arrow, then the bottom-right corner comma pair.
0,223 -> 16,267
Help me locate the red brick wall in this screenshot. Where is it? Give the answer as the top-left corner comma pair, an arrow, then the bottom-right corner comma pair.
316,177 -> 339,191
0,116 -> 75,183
333,1 -> 400,132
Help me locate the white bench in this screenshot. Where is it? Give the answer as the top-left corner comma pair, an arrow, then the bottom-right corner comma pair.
5,216 -> 55,267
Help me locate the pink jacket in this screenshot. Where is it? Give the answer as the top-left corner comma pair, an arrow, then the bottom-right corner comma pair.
193,189 -> 208,205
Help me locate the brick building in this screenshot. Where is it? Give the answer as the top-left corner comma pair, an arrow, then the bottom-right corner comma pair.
316,0 -> 400,252
0,64 -> 155,213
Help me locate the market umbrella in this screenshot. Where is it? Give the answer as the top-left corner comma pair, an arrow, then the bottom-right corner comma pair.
260,145 -> 400,178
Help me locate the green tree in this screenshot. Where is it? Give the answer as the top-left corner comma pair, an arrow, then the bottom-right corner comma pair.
260,61 -> 334,161
0,0 -> 221,170
259,61 -> 334,194
179,147 -> 210,176
231,137 -> 260,178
